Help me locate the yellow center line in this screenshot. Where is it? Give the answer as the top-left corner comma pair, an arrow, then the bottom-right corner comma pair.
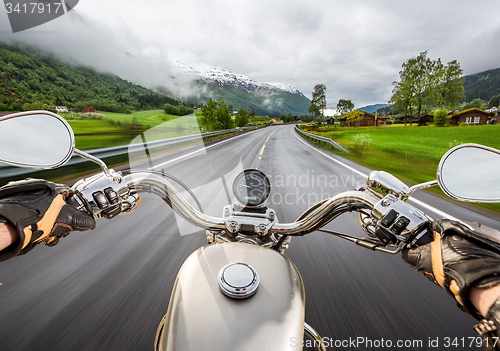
259,144 -> 266,155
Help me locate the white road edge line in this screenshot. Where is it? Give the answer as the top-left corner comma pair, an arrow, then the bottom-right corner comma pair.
291,127 -> 458,221
154,127 -> 270,169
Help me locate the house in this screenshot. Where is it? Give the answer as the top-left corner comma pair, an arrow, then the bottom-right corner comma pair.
486,107 -> 498,114
56,106 -> 68,113
326,117 -> 335,125
338,111 -> 378,127
418,114 -> 434,125
82,106 -> 96,113
393,115 -> 419,123
447,108 -> 493,126
377,116 -> 392,125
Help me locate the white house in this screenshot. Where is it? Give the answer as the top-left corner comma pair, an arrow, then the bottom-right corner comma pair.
56,106 -> 68,113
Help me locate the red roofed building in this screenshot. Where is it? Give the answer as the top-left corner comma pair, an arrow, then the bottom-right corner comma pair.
82,106 -> 96,113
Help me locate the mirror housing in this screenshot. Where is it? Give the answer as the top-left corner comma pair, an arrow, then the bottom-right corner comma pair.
437,143 -> 500,203
0,111 -> 75,169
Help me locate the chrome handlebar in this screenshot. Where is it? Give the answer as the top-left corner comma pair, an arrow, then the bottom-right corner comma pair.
121,171 -> 380,237
270,191 -> 378,235
73,170 -> 427,247
122,172 -> 226,231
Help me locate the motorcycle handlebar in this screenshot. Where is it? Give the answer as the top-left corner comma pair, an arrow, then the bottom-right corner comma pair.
123,171 -> 380,237
122,171 -> 226,231
270,191 -> 378,236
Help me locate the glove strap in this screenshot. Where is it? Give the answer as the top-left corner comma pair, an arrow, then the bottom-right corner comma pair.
474,297 -> 500,350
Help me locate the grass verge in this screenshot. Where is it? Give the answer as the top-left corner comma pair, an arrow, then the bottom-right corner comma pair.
299,124 -> 500,214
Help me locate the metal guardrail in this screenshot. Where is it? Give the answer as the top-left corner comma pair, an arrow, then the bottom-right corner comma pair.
0,124 -> 267,178
294,125 -> 349,153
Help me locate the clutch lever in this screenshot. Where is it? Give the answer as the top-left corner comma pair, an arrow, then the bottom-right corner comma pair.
318,228 -> 406,254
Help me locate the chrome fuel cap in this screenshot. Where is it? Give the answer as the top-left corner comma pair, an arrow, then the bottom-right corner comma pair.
218,263 -> 260,299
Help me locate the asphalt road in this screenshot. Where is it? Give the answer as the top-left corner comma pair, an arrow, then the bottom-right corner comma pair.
1,124 -> 499,350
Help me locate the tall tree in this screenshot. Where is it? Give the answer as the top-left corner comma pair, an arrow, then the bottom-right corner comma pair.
435,59 -> 465,110
390,51 -> 436,125
201,98 -> 235,131
391,52 -> 465,124
309,84 -> 327,118
336,99 -> 354,116
235,107 -> 249,127
389,81 -> 413,125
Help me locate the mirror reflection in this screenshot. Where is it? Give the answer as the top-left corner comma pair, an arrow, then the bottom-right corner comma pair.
439,145 -> 500,202
0,113 -> 74,169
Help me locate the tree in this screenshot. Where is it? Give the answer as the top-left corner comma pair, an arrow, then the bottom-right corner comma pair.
344,110 -> 364,126
463,98 -> 484,110
201,98 -> 234,131
201,98 -> 217,131
390,81 -> 412,124
309,84 -> 327,118
433,109 -> 449,127
308,104 -> 320,118
336,99 -> 354,116
390,51 -> 435,125
489,95 -> 500,108
235,107 -> 249,127
391,52 -> 465,124
434,59 -> 464,110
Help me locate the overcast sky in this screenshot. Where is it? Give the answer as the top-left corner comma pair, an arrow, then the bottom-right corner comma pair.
1,0 -> 500,108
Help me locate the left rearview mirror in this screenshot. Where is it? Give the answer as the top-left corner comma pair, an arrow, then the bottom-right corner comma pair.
0,111 -> 75,169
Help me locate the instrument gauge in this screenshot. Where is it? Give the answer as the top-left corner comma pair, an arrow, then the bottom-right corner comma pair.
232,169 -> 271,207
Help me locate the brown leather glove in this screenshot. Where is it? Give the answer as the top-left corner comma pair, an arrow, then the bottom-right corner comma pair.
402,218 -> 500,319
0,178 -> 95,261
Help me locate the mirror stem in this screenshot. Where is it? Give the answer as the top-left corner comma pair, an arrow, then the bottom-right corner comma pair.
409,180 -> 438,194
74,149 -> 112,178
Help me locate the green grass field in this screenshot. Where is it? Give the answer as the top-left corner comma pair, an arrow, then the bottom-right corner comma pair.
301,123 -> 500,212
249,115 -> 273,124
316,124 -> 500,161
59,110 -> 207,149
59,109 -> 270,150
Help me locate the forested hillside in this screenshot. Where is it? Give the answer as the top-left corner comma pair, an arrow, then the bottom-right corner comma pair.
187,83 -> 311,117
0,42 -> 185,113
463,68 -> 500,104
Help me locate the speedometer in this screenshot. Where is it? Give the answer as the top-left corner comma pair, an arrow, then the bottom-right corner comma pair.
232,169 -> 271,207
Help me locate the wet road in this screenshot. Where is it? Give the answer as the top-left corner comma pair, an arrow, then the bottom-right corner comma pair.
1,124 -> 499,350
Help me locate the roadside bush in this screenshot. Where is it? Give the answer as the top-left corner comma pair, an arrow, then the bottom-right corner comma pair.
164,103 -> 193,116
78,112 -> 105,120
433,109 -> 449,127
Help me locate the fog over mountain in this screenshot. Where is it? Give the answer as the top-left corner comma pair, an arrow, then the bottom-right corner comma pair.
1,0 -> 500,108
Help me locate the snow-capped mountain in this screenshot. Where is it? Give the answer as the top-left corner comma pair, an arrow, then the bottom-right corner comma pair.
171,61 -> 305,97
196,67 -> 305,97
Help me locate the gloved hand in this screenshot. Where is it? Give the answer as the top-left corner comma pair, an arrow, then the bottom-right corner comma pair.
402,218 -> 500,319
0,179 -> 95,261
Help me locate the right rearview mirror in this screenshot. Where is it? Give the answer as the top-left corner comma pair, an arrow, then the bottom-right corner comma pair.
0,111 -> 75,169
437,144 -> 500,203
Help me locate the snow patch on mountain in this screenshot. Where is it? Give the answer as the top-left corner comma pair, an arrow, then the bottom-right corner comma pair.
171,61 -> 305,97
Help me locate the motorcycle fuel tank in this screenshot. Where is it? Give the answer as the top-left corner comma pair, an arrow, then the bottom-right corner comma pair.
155,242 -> 306,351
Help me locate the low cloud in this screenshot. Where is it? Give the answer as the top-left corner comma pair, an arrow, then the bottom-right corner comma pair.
0,0 -> 499,107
